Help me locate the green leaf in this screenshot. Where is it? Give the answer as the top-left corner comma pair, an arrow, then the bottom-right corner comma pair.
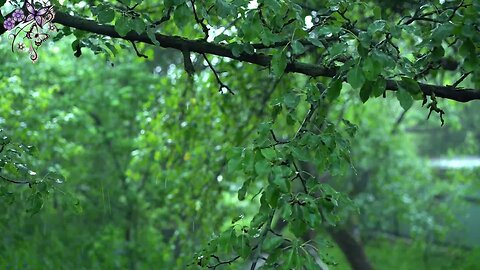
227,157 -> 242,174
359,82 -> 372,103
238,180 -> 250,201
146,27 -> 160,45
328,43 -> 346,59
98,8 -> 115,24
271,52 -> 288,78
286,245 -> 301,268
327,79 -> 342,101
362,56 -> 382,81
367,20 -> 386,34
174,3 -> 191,29
373,6 -> 382,19
132,17 -> 146,34
115,16 -> 132,37
398,76 -> 421,94
260,148 -> 277,160
216,0 -> 233,17
397,89 -> 414,110
255,158 -> 271,177
431,46 -> 445,60
347,64 -> 365,90
27,192 -> 43,215
283,92 -> 300,109
459,39 -> 475,57
290,145 -> 310,161
272,177 -> 290,193
431,23 -> 454,41
372,77 -> 386,97
307,37 -> 324,48
236,233 -> 251,258
291,40 -> 306,55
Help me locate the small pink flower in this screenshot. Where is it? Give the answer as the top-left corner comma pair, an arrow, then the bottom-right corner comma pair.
3,17 -> 15,30
12,9 -> 25,22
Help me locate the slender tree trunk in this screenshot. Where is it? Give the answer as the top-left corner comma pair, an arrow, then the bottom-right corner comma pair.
327,228 -> 373,270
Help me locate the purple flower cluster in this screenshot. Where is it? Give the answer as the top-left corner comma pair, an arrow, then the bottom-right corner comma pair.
12,9 -> 26,22
3,17 -> 15,30
2,9 -> 24,30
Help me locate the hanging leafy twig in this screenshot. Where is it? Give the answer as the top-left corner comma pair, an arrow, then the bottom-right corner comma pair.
130,40 -> 148,58
202,53 -> 234,95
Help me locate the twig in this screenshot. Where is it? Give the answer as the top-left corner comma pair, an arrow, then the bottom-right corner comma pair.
130,41 -> 148,58
292,161 -> 308,193
191,0 -> 209,40
150,7 -> 173,27
202,53 -> 234,95
0,174 -> 31,185
207,255 -> 241,269
450,72 -> 471,88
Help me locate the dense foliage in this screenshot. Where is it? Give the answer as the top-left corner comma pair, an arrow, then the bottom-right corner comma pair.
1,0 -> 480,269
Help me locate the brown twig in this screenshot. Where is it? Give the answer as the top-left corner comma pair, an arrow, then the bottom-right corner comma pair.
202,53 -> 234,95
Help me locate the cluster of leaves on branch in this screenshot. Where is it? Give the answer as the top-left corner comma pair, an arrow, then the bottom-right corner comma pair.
0,129 -> 64,214
1,0 -> 480,269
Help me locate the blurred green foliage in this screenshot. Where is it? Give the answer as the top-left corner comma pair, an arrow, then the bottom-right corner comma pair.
1,0 -> 480,269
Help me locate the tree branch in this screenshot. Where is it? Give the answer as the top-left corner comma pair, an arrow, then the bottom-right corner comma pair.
1,11 -> 479,102
0,174 -> 31,185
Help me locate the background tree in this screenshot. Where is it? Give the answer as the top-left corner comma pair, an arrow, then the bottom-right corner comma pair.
1,0 -> 480,269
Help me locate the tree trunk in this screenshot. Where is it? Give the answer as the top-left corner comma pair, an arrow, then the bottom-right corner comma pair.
327,228 -> 373,270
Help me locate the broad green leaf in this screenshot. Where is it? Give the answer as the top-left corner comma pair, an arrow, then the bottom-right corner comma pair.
327,79 -> 342,101
347,64 -> 365,90
227,157 -> 242,173
98,8 -> 115,24
362,56 -> 382,81
174,3 -> 191,29
431,23 -> 454,41
373,6 -> 382,19
307,37 -> 324,48
398,76 -> 421,94
216,0 -> 233,17
115,16 -> 131,37
283,92 -> 300,109
291,40 -> 306,55
286,246 -> 300,268
271,52 -> 288,78
236,234 -> 251,258
372,77 -> 386,97
431,46 -> 445,60
459,39 -> 475,57
359,82 -> 372,103
146,27 -> 160,45
255,158 -> 271,177
397,89 -> 414,110
260,148 -> 277,160
132,17 -> 146,34
238,180 -> 250,201
367,20 -> 386,34
328,43 -> 346,59
272,177 -> 290,193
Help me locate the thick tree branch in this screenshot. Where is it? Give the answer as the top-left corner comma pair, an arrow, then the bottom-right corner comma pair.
1,12 -> 479,102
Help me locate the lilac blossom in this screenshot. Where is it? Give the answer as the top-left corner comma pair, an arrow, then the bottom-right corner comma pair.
12,9 -> 25,22
3,17 -> 16,30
